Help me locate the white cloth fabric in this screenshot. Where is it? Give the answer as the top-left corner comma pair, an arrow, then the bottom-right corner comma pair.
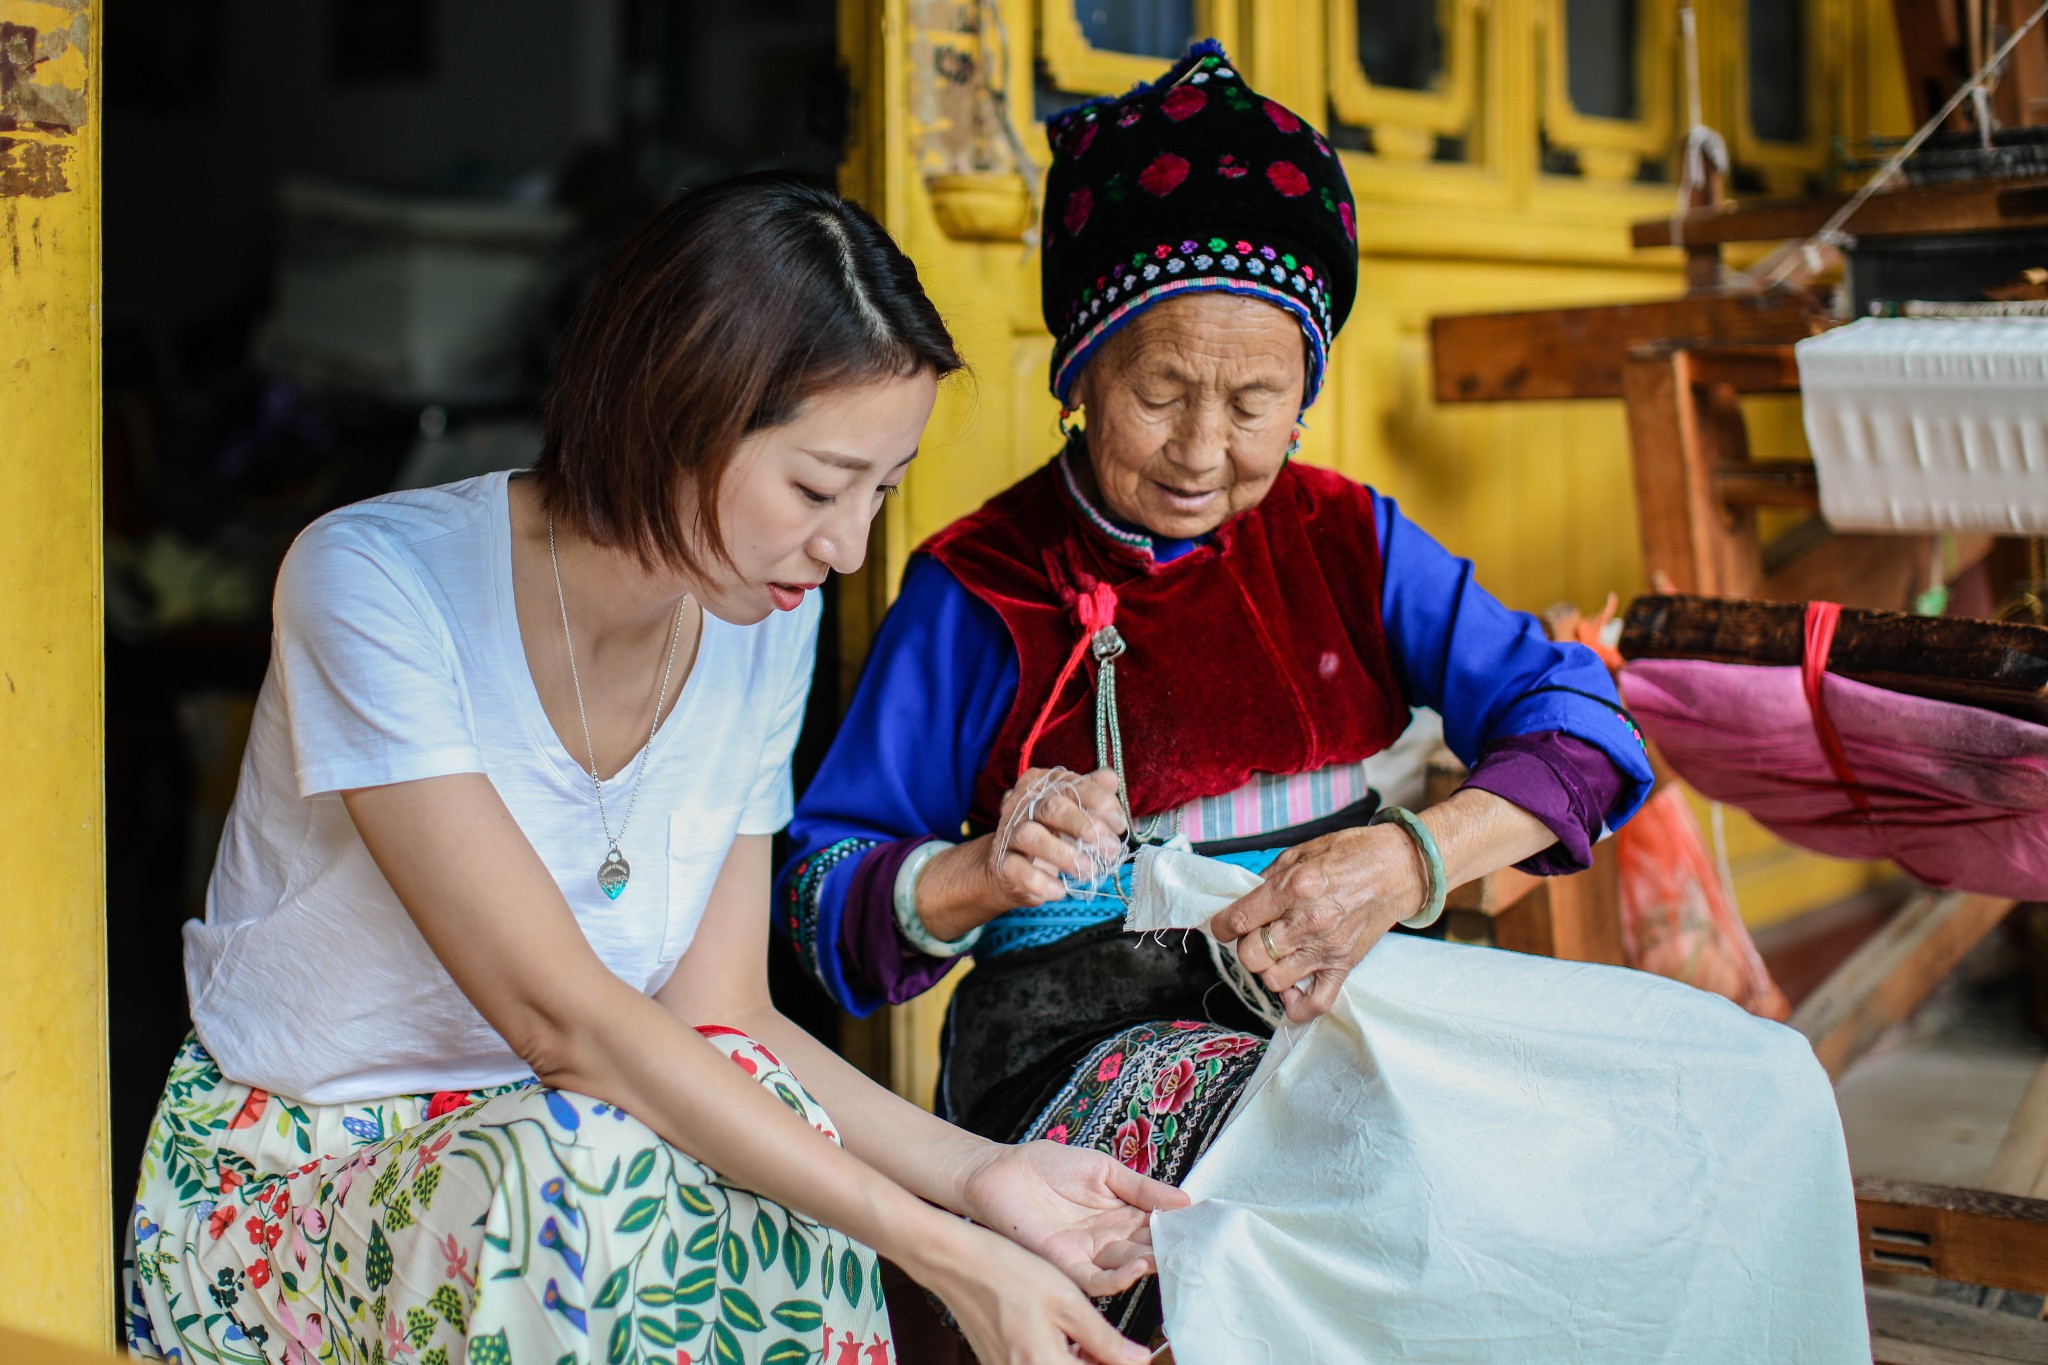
186,472 -> 819,1103
1140,850 -> 1866,1364
1124,844 -> 1261,935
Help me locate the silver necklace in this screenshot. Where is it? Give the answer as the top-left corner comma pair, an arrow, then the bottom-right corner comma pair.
548,515 -> 687,900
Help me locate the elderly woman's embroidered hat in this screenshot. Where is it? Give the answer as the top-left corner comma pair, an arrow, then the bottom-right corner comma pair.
1041,40 -> 1358,407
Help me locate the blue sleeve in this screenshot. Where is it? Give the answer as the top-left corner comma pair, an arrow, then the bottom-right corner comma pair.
1375,494 -> 1653,828
777,554 -> 1019,1013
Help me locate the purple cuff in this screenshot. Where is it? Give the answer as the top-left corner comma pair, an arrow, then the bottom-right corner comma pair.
1460,732 -> 1627,875
840,837 -> 964,1005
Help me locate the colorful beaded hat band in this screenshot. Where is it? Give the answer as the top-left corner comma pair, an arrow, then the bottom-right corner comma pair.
1039,40 -> 1360,408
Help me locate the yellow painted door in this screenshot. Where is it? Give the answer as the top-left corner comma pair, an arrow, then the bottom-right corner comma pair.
836,0 -> 1909,1103
0,0 -> 110,1345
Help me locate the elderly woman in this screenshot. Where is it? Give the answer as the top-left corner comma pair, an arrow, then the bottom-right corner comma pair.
778,46 -> 1653,1331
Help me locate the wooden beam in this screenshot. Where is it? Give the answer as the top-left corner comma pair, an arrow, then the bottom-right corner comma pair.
1888,0 -> 1967,132
1987,1061 -> 2048,1199
1618,594 -> 2048,723
1789,891 -> 2016,1079
1635,176 -> 2048,250
1429,293 -> 1828,403
1667,341 -> 1803,394
1623,348 -> 1769,596
1867,1285 -> 2048,1365
1492,841 -> 1627,966
1857,1178 -> 2048,1297
1714,463 -> 1820,509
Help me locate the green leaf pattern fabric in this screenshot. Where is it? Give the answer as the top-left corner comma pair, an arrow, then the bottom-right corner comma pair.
123,1031 -> 895,1365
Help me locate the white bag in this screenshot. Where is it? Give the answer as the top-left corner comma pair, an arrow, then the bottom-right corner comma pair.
1142,853 -> 1865,1364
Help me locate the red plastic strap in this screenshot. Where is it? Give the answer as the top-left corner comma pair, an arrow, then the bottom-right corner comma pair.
1016,580 -> 1119,776
1801,600 -> 1874,819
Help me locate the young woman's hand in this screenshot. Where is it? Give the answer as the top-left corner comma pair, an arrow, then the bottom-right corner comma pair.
911,1218 -> 1154,1365
915,767 -> 1128,941
960,1140 -> 1188,1295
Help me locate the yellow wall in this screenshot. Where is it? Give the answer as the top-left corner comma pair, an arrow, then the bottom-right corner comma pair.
0,0 -> 110,1345
843,0 -> 1913,1098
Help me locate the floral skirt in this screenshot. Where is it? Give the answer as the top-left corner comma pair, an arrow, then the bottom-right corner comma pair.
123,1031 -> 895,1365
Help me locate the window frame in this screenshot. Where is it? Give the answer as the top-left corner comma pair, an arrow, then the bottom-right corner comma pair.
1728,0 -> 1834,184
1037,0 -> 1239,98
1539,0 -> 1675,178
1325,0 -> 1482,142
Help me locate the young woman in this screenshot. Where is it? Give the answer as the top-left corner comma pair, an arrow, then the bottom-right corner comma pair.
124,173 -> 1182,1365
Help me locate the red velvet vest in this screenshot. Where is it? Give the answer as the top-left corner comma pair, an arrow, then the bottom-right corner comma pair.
920,453 -> 1410,825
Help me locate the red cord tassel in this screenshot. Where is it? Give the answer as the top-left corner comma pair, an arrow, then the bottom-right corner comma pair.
1016,580 -> 1119,776
1801,600 -> 1874,820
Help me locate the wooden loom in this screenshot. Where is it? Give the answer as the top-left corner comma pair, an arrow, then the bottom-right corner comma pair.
1425,161 -> 2048,1359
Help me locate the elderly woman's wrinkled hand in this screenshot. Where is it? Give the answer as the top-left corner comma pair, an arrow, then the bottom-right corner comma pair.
1208,824 -> 1430,1023
914,767 -> 1130,943
988,766 -> 1129,907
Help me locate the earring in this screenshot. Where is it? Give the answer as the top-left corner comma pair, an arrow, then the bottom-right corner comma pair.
1058,405 -> 1085,442
1286,426 -> 1302,458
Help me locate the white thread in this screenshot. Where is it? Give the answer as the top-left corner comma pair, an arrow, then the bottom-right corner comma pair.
991,767 -> 1132,896
1206,933 -> 1289,1031
1672,2 -> 1730,250
1709,800 -> 1741,926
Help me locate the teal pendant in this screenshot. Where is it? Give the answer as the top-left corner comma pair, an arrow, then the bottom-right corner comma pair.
597,849 -> 630,900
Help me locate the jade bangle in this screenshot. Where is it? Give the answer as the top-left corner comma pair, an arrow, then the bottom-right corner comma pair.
891,838 -> 982,958
1370,806 -> 1449,930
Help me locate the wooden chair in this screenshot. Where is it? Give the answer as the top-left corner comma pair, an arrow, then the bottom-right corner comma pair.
1424,747 -> 1626,966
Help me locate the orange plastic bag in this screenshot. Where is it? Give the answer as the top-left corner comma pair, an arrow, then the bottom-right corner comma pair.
1615,787 -> 1790,1021
1556,597 -> 1791,1022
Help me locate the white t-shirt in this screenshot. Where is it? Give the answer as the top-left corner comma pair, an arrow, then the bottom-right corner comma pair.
185,472 -> 818,1103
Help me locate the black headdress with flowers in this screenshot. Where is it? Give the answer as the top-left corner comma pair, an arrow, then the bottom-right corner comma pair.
1040,40 -> 1359,407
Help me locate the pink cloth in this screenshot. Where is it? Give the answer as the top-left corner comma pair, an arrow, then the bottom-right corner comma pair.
1619,658 -> 2048,900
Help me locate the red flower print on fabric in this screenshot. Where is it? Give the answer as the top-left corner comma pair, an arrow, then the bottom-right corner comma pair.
1138,153 -> 1190,197
1118,106 -> 1143,128
1161,85 -> 1207,121
1113,1116 -> 1155,1175
1154,243 -> 1173,259
248,1260 -> 271,1289
425,1091 -> 474,1120
1062,188 -> 1093,236
1339,201 -> 1357,241
1216,154 -> 1247,178
1045,1123 -> 1070,1144
1197,1033 -> 1262,1061
1235,240 -> 1253,254
207,1205 -> 237,1240
228,1087 -> 270,1130
1267,161 -> 1311,197
1149,1059 -> 1199,1115
246,1215 -> 269,1247
1263,99 -> 1302,133
1097,1050 -> 1125,1083
1069,121 -> 1098,158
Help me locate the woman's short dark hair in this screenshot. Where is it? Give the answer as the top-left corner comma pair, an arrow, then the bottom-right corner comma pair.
536,172 -> 963,572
